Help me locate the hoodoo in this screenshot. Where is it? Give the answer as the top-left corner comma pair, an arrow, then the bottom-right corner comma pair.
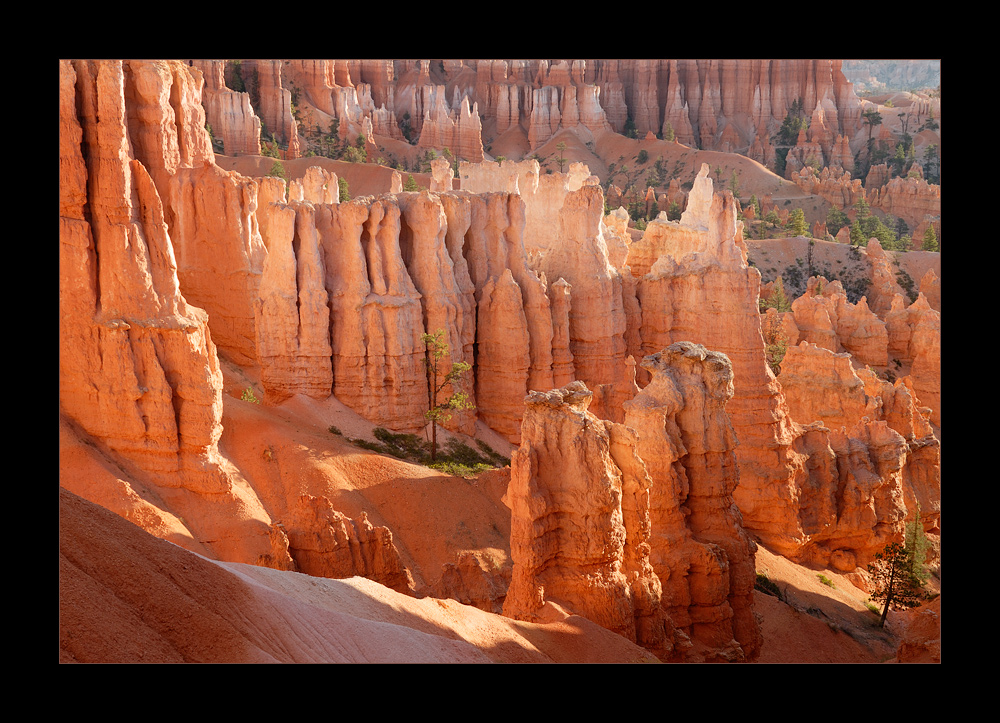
60,58 -> 941,664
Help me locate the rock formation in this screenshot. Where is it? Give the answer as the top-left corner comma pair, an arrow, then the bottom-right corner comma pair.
323,197 -> 428,431
417,93 -> 486,162
786,277 -> 888,367
60,59 -> 293,568
624,343 -> 762,661
778,342 -> 879,432
776,340 -> 938,558
502,382 -> 680,660
193,59 -> 262,156
255,189 -> 334,402
627,164 -> 919,569
791,166 -> 865,209
462,160 -> 634,421
884,293 -> 941,428
285,495 -> 415,594
398,191 -> 477,434
61,58 -> 942,663
242,59 -> 300,158
869,173 -> 941,238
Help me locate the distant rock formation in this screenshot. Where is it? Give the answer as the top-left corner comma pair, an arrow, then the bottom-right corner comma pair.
193,59 -> 262,156
869,173 -> 941,239
243,59 -> 300,158
786,277 -> 888,367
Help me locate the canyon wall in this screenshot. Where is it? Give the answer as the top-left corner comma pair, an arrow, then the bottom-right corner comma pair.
59,59 -> 293,569
61,59 -> 940,657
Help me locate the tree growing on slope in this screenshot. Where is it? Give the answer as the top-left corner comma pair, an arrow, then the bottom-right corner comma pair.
422,329 -> 474,462
867,540 -> 927,628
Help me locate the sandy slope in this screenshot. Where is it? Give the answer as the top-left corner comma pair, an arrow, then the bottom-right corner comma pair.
58,487 -> 659,664
60,483 -> 926,663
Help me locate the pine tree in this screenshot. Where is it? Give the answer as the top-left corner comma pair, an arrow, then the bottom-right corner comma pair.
904,507 -> 931,587
867,541 -> 927,628
761,274 -> 791,313
267,160 -> 286,179
729,170 -> 741,198
555,141 -> 567,173
850,198 -> 873,246
922,224 -> 939,252
422,329 -> 474,462
787,208 -> 808,236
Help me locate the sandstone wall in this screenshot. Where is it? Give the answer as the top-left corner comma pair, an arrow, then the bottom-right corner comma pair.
60,59 -> 293,569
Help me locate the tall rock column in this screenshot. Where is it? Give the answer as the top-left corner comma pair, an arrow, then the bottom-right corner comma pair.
60,59 -> 292,569
475,270 -> 531,443
62,59 -> 225,489
624,343 -> 762,662
318,198 -> 427,431
503,382 -> 677,659
193,59 -> 262,156
633,164 -> 818,561
535,180 -> 634,420
398,191 -> 476,435
246,59 -> 300,158
120,58 -> 267,366
255,194 -> 334,402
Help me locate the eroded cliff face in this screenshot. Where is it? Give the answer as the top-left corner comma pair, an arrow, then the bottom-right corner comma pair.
586,59 -> 865,163
623,164 -> 937,570
462,159 -> 636,422
777,342 -> 939,545
61,60 -> 418,594
59,59 -> 292,569
61,58 -> 940,660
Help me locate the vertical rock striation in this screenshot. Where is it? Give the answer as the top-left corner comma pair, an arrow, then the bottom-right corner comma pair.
503,382 -> 678,659
60,59 -> 292,569
624,343 -> 762,661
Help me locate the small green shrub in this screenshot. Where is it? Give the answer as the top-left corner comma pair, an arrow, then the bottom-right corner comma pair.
241,387 -> 261,404
373,427 -> 432,461
817,573 -> 836,588
349,438 -> 385,453
428,460 -> 494,477
475,439 -> 510,467
346,427 -> 509,477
